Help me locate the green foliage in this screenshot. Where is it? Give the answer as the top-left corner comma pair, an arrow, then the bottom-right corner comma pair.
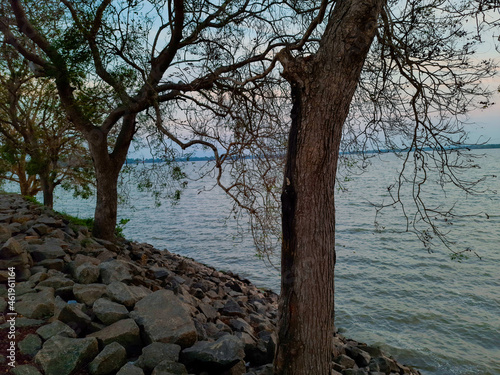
23,195 -> 42,205
115,218 -> 131,238
58,211 -> 95,232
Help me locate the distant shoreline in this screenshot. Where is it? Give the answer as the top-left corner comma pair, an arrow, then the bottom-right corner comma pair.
126,143 -> 500,164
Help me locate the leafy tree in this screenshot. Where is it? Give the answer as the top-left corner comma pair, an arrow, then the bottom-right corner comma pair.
0,43 -> 93,207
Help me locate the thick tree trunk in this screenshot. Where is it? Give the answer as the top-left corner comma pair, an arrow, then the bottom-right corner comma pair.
274,1 -> 385,374
88,114 -> 136,241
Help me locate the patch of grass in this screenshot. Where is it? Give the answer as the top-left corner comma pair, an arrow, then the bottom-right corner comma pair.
23,195 -> 42,205
57,211 -> 95,232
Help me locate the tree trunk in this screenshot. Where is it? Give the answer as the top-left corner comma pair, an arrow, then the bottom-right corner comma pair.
88,114 -> 136,241
274,1 -> 385,374
39,170 -> 54,208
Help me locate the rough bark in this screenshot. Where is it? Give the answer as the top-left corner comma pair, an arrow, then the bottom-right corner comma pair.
274,1 -> 385,374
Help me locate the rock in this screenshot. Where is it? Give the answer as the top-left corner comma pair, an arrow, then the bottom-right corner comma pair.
334,354 -> 356,369
0,317 -> 44,329
16,288 -> 55,319
230,317 -> 253,334
18,333 -> 42,357
10,365 -> 42,375
131,290 -> 197,348
0,237 -> 23,257
89,342 -> 127,375
74,283 -> 107,306
221,298 -> 245,317
35,336 -> 98,375
198,302 -> 218,321
346,346 -> 371,367
75,262 -> 100,284
106,281 -> 151,307
38,276 -> 75,289
32,223 -> 50,236
135,342 -> 182,371
180,335 -> 245,372
38,258 -> 65,270
29,241 -> 66,261
57,304 -> 93,330
0,223 -> 12,242
117,363 -> 145,375
99,260 -> 132,284
36,321 -> 77,340
93,297 -> 129,325
87,318 -> 142,354
151,360 -> 188,375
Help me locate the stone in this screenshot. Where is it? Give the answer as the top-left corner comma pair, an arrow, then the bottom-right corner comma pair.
106,281 -> 151,307
38,276 -> 75,289
36,321 -> 77,340
18,333 -> 42,357
0,317 -> 44,329
74,283 -> 107,306
10,365 -> 42,375
229,317 -> 253,333
87,318 -> 142,353
334,354 -> 356,369
131,290 -> 197,348
221,298 -> 245,317
93,297 -> 129,325
198,302 -> 218,321
0,223 -> 12,242
180,335 -> 245,372
28,242 -> 66,261
32,223 -> 50,236
58,304 -> 93,330
16,288 -> 55,319
89,342 -> 127,375
99,260 -> 132,284
35,336 -> 98,375
75,262 -> 101,284
135,342 -> 182,371
341,370 -> 368,375
151,360 -> 188,375
38,259 -> 65,270
346,346 -> 371,367
0,237 -> 23,257
117,363 -> 145,375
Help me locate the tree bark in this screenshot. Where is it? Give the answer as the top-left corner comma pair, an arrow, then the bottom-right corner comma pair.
88,114 -> 136,241
39,171 -> 54,208
274,1 -> 385,374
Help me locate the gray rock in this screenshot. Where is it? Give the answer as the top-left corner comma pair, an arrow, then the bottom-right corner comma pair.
198,302 -> 218,321
29,241 -> 66,261
87,318 -> 141,353
93,297 -> 129,325
117,363 -> 145,375
221,298 -> 245,317
75,262 -> 100,284
346,346 -> 371,367
0,297 -> 6,313
36,320 -> 77,340
18,333 -> 42,357
38,258 -> 65,270
89,342 -> 127,375
0,237 -> 23,257
106,281 -> 151,307
131,290 -> 197,348
10,365 -> 42,375
151,360 -> 188,375
57,304 -> 93,329
0,223 -> 12,242
99,260 -> 132,284
334,354 -> 356,369
74,283 -> 107,306
37,215 -> 63,227
135,342 -> 182,371
35,336 -> 98,375
16,288 -> 55,319
38,276 -> 75,289
180,335 -> 245,372
0,317 -> 44,329
230,317 -> 253,333
32,223 -> 50,236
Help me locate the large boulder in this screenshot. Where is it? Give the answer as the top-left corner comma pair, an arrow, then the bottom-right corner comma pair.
87,318 -> 142,354
73,284 -> 107,306
99,260 -> 132,284
92,297 -> 129,325
135,342 -> 182,371
34,336 -> 98,375
180,334 -> 245,373
16,288 -> 55,319
36,321 -> 77,340
88,342 -> 127,375
106,281 -> 151,307
74,263 -> 100,284
131,290 -> 197,348
28,239 -> 66,261
151,360 -> 188,375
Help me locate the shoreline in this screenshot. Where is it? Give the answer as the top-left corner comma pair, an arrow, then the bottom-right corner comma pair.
0,193 -> 421,375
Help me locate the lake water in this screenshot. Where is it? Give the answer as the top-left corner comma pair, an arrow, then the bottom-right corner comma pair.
5,149 -> 500,375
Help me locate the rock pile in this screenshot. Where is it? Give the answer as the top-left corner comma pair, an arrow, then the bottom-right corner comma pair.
0,194 -> 421,375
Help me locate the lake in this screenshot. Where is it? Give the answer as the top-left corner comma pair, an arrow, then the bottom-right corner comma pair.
5,149 -> 500,375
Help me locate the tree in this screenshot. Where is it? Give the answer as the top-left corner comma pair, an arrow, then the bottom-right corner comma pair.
0,43 -> 93,207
